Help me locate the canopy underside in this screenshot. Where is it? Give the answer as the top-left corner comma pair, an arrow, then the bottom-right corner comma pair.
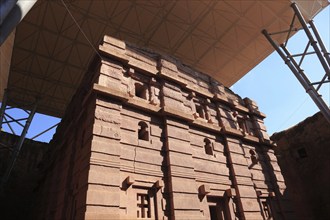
1,0 -> 329,117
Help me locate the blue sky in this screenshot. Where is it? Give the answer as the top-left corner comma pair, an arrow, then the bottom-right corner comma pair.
2,6 -> 329,142
232,6 -> 330,135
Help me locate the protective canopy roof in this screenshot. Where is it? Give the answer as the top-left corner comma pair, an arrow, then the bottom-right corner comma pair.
3,0 -> 329,117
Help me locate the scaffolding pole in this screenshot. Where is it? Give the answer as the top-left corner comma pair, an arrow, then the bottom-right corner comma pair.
291,3 -> 330,79
262,3 -> 330,123
0,99 -> 37,188
0,90 -> 8,130
309,20 -> 330,68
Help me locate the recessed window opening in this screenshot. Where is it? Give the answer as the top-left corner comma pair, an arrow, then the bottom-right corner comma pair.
237,117 -> 246,132
209,205 -> 217,220
204,138 -> 213,155
261,199 -> 273,219
135,83 -> 148,100
207,196 -> 231,220
138,121 -> 149,141
249,149 -> 258,166
137,193 -> 151,218
196,104 -> 205,119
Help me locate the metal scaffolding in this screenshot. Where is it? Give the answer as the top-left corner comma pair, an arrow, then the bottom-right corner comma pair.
262,3 -> 330,123
0,89 -> 60,188
0,90 -> 37,187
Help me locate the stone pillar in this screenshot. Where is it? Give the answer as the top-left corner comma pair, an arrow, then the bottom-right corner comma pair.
85,99 -> 122,220
225,137 -> 264,220
164,118 -> 203,220
243,98 -> 269,142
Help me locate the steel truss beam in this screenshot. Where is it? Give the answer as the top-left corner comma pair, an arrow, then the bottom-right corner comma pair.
0,90 -> 37,188
262,3 -> 330,123
0,90 -> 59,188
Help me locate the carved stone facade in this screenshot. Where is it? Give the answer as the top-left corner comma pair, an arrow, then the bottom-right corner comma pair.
31,36 -> 293,220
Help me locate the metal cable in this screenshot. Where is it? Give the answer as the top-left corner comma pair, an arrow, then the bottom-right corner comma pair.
276,97 -> 308,131
60,0 -> 103,59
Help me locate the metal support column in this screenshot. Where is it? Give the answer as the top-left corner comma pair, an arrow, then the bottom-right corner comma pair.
262,3 -> 330,123
0,101 -> 37,187
291,3 -> 330,80
309,20 -> 330,67
0,90 -> 8,130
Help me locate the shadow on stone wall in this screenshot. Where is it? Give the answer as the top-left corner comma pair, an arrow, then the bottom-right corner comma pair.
0,132 -> 49,220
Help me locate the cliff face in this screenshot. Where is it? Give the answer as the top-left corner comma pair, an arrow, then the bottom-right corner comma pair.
0,132 -> 49,220
271,112 -> 330,220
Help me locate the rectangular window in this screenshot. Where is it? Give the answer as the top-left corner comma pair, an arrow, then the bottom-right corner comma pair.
260,198 -> 273,219
196,104 -> 205,119
137,193 -> 151,218
135,83 -> 148,100
207,197 -> 231,220
209,205 -> 218,220
237,117 -> 248,133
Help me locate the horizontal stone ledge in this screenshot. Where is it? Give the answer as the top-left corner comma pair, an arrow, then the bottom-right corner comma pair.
128,57 -> 158,75
185,84 -> 213,98
119,165 -> 163,176
93,83 -> 129,101
163,106 -> 194,122
195,177 -> 231,186
166,148 -> 193,156
243,134 -> 260,143
250,108 -> 267,118
191,153 -> 227,161
119,168 -> 163,178
126,97 -> 161,112
242,211 -> 264,220
159,58 -> 178,71
214,95 -> 249,114
191,118 -> 222,133
233,181 -> 255,188
120,156 -> 164,168
87,181 -> 119,188
121,140 -> 163,151
230,102 -> 250,114
103,35 -> 126,49
214,93 -> 230,103
93,125 -> 121,140
164,109 -> 254,140
84,212 -> 120,220
223,126 -> 244,137
94,85 -> 263,144
215,94 -> 268,118
90,159 -> 121,169
170,171 -> 196,180
94,83 -> 161,113
99,45 -> 129,63
158,68 -> 189,87
96,99 -> 122,110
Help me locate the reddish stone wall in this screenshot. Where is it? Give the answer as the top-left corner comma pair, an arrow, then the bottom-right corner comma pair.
271,112 -> 330,220
34,36 -> 293,220
30,61 -> 98,219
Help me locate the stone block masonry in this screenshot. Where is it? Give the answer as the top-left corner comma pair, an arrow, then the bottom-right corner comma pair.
32,35 -> 294,220
271,112 -> 330,220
